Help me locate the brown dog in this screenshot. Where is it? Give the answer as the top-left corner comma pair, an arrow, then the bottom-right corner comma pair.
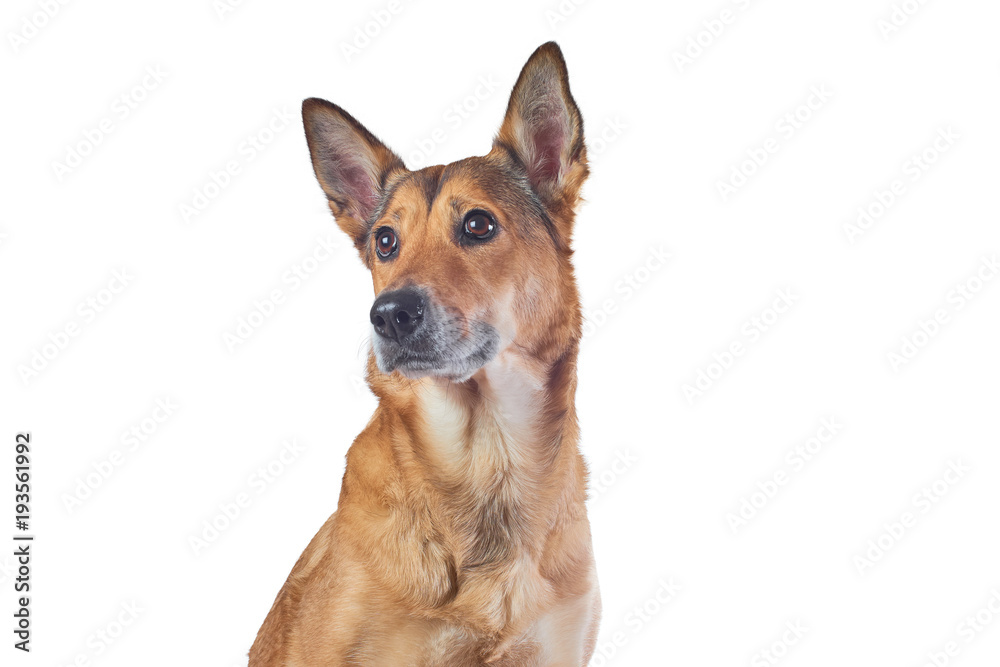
249,42 -> 600,666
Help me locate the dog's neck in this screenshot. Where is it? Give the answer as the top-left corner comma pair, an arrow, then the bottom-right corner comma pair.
368,342 -> 587,562
424,348 -> 573,466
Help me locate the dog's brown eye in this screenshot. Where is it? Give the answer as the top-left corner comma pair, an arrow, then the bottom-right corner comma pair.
375,227 -> 397,259
463,210 -> 496,240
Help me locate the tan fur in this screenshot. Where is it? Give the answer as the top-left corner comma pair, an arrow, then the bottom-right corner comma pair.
250,43 -> 599,666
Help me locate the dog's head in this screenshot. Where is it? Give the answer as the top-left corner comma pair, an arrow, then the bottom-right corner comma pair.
303,42 -> 587,382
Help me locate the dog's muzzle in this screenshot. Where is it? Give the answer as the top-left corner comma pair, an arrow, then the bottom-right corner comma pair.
369,286 -> 499,381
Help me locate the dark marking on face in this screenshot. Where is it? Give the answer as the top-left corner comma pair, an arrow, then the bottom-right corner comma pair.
413,165 -> 447,214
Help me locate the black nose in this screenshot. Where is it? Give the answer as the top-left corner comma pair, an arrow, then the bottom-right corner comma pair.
370,288 -> 425,341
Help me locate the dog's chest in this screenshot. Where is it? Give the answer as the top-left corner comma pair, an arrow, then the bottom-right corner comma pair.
418,379 -> 556,631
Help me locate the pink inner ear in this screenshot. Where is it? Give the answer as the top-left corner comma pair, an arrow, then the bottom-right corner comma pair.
530,119 -> 567,184
340,165 -> 376,219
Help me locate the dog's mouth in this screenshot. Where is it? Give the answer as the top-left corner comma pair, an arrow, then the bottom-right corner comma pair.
371,302 -> 500,382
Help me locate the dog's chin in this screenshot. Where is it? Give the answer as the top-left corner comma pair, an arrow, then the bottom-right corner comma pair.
373,327 -> 500,384
396,361 -> 480,383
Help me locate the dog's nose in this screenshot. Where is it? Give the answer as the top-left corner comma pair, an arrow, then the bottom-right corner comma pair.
370,288 -> 425,341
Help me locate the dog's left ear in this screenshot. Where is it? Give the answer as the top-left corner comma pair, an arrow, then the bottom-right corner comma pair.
302,98 -> 406,257
493,42 -> 587,214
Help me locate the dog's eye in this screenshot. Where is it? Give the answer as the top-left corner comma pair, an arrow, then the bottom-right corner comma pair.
463,210 -> 496,240
375,227 -> 398,259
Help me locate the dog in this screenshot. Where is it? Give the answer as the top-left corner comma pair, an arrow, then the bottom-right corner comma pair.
249,42 -> 600,666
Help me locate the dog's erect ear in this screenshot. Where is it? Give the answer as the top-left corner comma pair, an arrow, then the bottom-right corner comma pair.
494,42 -> 587,210
302,98 -> 406,253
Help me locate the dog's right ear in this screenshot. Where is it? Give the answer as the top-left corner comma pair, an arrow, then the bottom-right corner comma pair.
302,98 -> 406,254
493,42 -> 586,217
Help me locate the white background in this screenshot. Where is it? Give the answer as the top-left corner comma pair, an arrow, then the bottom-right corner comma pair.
2,0 -> 999,665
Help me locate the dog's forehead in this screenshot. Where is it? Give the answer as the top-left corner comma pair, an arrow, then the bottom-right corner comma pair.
393,165 -> 447,215
377,158 -> 538,226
